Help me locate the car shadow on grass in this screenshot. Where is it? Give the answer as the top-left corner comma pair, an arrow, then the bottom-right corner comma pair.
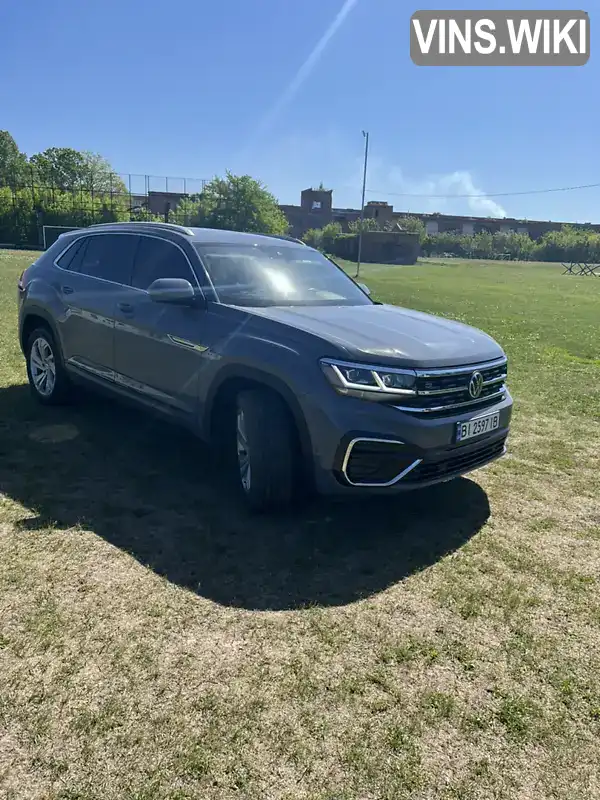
0,384 -> 490,611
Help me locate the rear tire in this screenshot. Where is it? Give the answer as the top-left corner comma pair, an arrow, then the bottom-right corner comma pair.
235,388 -> 295,512
26,326 -> 72,405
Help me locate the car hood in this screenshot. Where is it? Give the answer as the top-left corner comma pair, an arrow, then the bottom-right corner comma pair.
245,303 -> 505,368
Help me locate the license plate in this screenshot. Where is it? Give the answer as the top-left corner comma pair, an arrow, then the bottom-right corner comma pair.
456,411 -> 500,442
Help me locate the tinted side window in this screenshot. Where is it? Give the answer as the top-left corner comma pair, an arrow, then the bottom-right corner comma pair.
78,234 -> 138,284
131,237 -> 195,291
56,238 -> 86,271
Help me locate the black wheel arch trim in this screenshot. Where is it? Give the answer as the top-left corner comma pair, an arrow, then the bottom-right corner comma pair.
20,305 -> 63,356
203,364 -> 314,463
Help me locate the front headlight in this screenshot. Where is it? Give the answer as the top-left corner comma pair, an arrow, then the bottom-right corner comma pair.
320,359 -> 417,400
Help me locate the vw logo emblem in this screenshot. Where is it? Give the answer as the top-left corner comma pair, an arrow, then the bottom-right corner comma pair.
468,371 -> 484,399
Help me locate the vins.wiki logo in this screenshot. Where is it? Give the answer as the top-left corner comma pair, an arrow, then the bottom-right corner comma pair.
410,10 -> 590,66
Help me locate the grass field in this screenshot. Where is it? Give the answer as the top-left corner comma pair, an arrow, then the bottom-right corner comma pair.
0,250 -> 599,800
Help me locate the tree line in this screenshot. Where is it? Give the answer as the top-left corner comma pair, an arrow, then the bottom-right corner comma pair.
302,215 -> 600,264
2,128 -> 598,263
0,130 -> 288,246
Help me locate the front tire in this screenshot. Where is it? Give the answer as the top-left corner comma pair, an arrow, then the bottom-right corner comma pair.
26,327 -> 72,405
235,389 -> 295,512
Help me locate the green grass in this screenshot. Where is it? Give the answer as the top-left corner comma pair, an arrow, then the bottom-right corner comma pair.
0,250 -> 599,799
343,257 -> 600,420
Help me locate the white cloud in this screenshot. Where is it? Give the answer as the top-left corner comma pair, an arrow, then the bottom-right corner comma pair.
240,130 -> 508,220
408,170 -> 508,218
355,159 -> 507,218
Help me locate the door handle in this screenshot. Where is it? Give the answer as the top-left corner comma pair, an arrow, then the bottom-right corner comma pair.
117,302 -> 135,315
62,285 -> 74,295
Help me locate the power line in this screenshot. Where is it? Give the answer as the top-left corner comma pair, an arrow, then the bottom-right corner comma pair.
365,181 -> 600,200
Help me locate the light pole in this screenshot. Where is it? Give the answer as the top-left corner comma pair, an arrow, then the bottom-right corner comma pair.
356,130 -> 369,278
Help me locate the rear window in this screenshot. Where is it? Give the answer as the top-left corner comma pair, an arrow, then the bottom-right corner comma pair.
56,238 -> 86,270
77,234 -> 138,284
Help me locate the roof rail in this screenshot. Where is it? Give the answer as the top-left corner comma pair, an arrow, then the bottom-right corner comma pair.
265,233 -> 307,246
86,221 -> 195,236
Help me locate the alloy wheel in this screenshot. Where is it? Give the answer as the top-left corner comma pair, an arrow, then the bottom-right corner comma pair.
29,337 -> 56,397
236,407 -> 251,492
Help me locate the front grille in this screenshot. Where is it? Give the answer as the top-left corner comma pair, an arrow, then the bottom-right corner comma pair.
396,358 -> 508,417
404,436 -> 507,484
343,440 -> 418,486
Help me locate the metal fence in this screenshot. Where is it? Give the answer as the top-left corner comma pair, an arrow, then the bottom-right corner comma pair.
0,170 -> 210,249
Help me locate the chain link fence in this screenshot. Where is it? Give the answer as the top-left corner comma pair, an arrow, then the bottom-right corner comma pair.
0,170 -> 209,249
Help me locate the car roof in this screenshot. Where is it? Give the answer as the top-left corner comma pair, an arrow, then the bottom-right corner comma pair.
58,222 -> 307,248
188,227 -> 306,246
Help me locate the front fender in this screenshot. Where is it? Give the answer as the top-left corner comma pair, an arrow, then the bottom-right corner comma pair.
201,361 -> 314,462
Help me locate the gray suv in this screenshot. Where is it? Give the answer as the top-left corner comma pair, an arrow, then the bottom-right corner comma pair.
18,222 -> 512,511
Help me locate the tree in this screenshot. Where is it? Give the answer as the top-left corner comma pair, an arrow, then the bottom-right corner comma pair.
29,147 -> 126,195
301,223 -> 341,251
348,218 -> 381,233
302,228 -> 324,249
492,231 -> 535,261
173,196 -> 203,226
394,215 -> 426,243
0,131 -> 28,187
196,172 -> 289,235
534,225 -> 600,263
83,152 -> 126,194
321,222 -> 342,251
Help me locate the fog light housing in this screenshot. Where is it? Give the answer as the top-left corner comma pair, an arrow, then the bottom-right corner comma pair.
342,439 -> 421,486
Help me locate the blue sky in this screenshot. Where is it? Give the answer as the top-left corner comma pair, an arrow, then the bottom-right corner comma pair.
1,0 -> 597,221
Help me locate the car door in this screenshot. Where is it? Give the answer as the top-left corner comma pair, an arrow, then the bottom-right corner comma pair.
54,233 -> 137,381
112,235 -> 209,418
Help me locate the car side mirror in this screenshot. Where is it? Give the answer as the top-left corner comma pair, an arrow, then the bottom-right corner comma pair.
358,282 -> 371,296
148,278 -> 198,306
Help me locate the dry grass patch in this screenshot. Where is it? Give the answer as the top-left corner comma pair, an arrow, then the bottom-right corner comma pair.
0,252 -> 599,799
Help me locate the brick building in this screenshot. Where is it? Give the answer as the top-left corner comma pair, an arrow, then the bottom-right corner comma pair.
280,189 -> 600,241
127,186 -> 600,241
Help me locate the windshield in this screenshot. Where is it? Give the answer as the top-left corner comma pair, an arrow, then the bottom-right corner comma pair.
193,242 -> 372,307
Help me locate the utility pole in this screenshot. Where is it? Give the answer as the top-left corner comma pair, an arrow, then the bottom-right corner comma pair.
356,130 -> 369,278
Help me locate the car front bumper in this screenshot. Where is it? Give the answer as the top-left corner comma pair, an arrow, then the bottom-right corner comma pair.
303,389 -> 513,496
